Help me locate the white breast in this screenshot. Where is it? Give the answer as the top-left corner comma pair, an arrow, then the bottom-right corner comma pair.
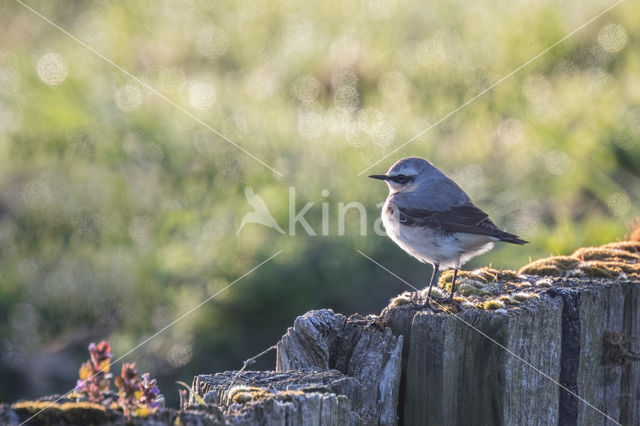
381,198 -> 495,269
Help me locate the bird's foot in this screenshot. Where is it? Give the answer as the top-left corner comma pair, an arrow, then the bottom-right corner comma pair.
413,296 -> 442,312
431,295 -> 463,311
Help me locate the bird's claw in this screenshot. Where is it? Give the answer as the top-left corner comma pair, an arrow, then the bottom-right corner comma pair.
435,296 -> 462,310
413,297 -> 440,312
414,294 -> 462,312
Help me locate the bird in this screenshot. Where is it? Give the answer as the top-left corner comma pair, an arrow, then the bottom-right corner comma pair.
237,187 -> 285,235
369,157 -> 527,303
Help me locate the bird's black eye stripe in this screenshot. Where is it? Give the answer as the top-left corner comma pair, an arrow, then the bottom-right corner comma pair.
392,174 -> 411,183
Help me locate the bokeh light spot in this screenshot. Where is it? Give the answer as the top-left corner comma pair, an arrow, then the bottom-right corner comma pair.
36,53 -> 68,86
607,192 -> 631,217
167,343 -> 192,368
497,118 -> 524,146
114,83 -> 143,112
598,23 -> 627,53
188,79 -> 217,110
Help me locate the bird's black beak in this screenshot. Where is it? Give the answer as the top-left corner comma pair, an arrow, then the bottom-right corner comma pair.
368,174 -> 389,181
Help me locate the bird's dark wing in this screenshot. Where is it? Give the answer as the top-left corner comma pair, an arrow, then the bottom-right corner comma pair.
396,203 -> 528,244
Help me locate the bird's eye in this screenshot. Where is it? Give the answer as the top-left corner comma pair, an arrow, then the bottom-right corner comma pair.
394,174 -> 409,183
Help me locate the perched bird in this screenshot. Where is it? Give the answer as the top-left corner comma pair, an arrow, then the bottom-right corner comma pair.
370,157 -> 527,302
237,187 -> 285,235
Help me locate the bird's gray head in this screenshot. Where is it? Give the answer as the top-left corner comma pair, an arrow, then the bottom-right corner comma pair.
369,157 -> 437,193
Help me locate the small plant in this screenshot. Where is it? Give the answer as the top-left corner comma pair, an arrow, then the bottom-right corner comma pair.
74,341 -> 113,403
176,381 -> 205,409
73,341 -> 161,418
114,363 -> 161,418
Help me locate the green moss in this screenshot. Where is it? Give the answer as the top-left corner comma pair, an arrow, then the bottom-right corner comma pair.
572,247 -> 640,263
462,301 -> 477,309
435,303 -> 460,313
438,270 -> 456,287
607,261 -> 640,276
499,295 -> 519,305
571,260 -> 639,279
495,269 -> 521,281
275,390 -> 306,402
427,287 -> 446,299
228,387 -> 305,404
483,299 -> 504,310
228,386 -> 268,404
456,282 -> 490,296
512,291 -> 539,302
439,267 -> 521,290
390,294 -> 412,307
574,261 -> 620,278
518,256 -> 580,276
537,278 -> 555,288
13,401 -> 106,412
12,400 -> 108,424
601,241 -> 640,254
231,392 -> 254,403
520,242 -> 640,280
470,268 -> 497,283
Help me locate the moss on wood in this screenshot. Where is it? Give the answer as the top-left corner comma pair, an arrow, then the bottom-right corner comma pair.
518,241 -> 640,280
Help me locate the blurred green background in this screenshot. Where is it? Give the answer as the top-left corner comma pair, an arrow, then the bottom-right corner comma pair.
1,0 -> 639,406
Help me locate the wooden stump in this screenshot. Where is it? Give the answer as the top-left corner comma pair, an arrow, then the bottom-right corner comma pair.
192,369 -> 361,425
192,309 -> 404,425
557,280 -> 640,425
381,277 -> 640,426
276,309 -> 404,425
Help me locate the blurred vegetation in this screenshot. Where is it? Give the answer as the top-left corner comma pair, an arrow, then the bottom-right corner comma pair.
1,0 -> 639,406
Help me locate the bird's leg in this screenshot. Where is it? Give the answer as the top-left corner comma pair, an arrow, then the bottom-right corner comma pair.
425,262 -> 440,302
448,267 -> 459,301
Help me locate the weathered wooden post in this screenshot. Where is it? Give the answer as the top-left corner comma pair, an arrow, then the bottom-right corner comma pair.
378,242 -> 640,425
383,294 -> 563,425
191,309 -> 404,425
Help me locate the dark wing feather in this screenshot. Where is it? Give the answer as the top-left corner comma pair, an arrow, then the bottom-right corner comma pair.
396,203 -> 528,244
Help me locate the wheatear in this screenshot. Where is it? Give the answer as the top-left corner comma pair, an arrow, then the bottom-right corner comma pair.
370,157 -> 527,302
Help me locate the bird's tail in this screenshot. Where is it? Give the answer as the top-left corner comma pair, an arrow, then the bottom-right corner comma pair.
499,231 -> 528,245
